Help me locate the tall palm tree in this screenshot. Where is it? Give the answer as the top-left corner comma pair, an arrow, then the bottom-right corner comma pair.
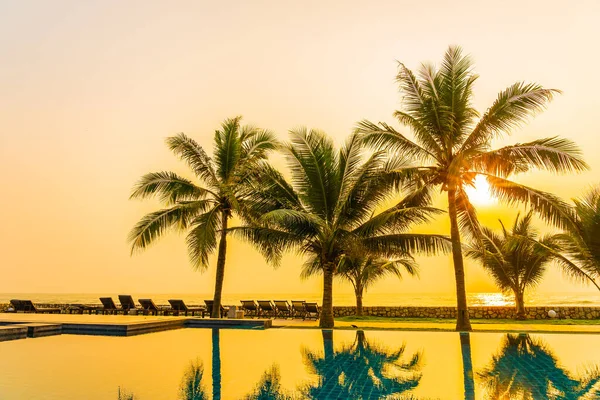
466,212 -> 561,319
479,333 -> 600,399
129,117 -> 278,318
356,46 -> 588,330
236,128 -> 448,328
336,254 -> 418,316
550,185 -> 600,291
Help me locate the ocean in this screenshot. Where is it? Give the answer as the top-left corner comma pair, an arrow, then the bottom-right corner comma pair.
1,292 -> 598,307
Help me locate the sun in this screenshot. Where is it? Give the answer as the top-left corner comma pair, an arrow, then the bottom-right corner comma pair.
465,175 -> 495,205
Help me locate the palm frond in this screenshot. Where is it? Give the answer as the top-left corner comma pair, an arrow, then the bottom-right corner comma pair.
471,137 -> 588,177
230,226 -> 307,267
362,234 -> 450,258
455,187 -> 482,240
355,120 -> 435,161
185,205 -> 222,270
285,127 -> 339,220
129,171 -> 212,205
484,174 -> 577,230
239,127 -> 280,166
214,116 -> 242,182
166,133 -> 219,188
259,209 -> 322,237
129,200 -> 212,254
461,82 -> 560,153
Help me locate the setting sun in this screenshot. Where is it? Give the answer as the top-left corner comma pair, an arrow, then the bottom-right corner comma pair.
465,175 -> 495,206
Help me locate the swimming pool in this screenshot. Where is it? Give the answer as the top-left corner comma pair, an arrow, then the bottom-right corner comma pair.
0,329 -> 598,399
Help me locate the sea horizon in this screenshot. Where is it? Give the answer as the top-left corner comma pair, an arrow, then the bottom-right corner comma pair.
2,291 -> 599,308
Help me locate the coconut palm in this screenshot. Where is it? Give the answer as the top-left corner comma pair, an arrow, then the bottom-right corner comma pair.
479,333 -> 600,399
356,46 -> 588,330
336,254 -> 418,316
466,211 -> 561,319
550,186 -> 600,291
128,117 -> 278,318
236,128 -> 449,328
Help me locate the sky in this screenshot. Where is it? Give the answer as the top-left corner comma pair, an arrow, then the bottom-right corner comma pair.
1,0 -> 599,299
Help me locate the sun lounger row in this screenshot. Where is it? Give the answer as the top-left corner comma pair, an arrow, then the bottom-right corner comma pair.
8,297 -> 228,318
239,300 -> 320,319
94,296 -> 228,317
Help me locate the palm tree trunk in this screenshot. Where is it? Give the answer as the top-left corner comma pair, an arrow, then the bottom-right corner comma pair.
448,188 -> 472,331
355,287 -> 363,316
460,332 -> 476,400
515,290 -> 526,320
212,211 -> 228,318
320,263 -> 335,328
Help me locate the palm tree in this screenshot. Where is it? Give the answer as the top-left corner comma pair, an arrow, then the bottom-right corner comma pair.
466,211 -> 560,319
356,46 -> 588,330
236,128 -> 448,328
300,330 -> 422,398
129,117 -> 278,318
479,333 -> 600,399
550,185 -> 600,291
336,254 -> 418,316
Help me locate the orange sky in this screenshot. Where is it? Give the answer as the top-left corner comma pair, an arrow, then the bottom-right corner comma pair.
1,1 -> 599,297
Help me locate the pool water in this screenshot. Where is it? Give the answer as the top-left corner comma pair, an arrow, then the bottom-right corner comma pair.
0,329 -> 598,399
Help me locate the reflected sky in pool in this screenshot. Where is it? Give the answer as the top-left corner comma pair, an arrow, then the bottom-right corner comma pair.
0,329 -> 598,399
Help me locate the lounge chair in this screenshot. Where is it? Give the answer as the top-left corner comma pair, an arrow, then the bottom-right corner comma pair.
273,300 -> 293,318
118,295 -> 140,315
204,300 -> 228,318
97,297 -> 123,315
168,299 -> 206,317
10,299 -> 61,314
257,300 -> 278,318
305,302 -> 320,320
240,300 -> 259,318
291,300 -> 307,319
139,299 -> 163,316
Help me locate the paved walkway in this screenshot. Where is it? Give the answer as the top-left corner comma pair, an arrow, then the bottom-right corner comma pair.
273,318 -> 600,334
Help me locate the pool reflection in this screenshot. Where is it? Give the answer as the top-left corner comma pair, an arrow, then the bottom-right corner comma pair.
243,364 -> 293,400
2,328 -> 599,399
300,330 -> 423,399
478,333 -> 600,399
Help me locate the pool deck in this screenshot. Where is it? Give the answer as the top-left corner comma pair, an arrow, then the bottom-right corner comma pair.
0,313 -> 598,342
273,318 -> 600,334
0,314 -> 272,341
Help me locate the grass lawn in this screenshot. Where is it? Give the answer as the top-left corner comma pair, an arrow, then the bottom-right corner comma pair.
335,315 -> 600,325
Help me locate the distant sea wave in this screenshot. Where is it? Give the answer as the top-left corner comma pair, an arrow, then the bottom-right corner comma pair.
1,292 -> 599,307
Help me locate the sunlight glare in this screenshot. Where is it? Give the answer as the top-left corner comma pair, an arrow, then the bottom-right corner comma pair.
465,175 -> 495,205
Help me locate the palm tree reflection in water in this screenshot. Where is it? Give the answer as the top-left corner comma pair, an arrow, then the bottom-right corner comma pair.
479,333 -> 600,399
243,364 -> 294,400
300,330 -> 423,399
